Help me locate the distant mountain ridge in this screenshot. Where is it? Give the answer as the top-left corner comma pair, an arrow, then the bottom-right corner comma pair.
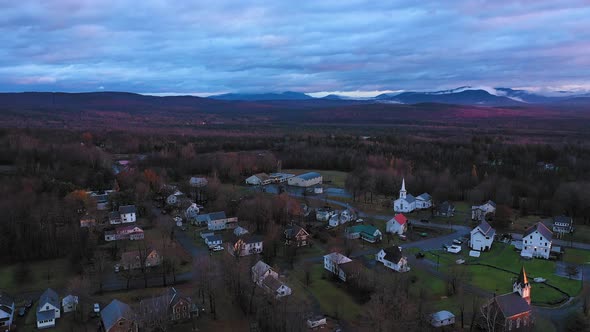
209,91 -> 313,101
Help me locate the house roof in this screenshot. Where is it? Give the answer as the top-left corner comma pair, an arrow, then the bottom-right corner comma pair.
297,172 -> 321,180
523,222 -> 553,241
208,211 -> 227,220
196,214 -> 210,222
417,193 -> 431,201
109,211 -> 120,220
382,247 -> 404,263
323,252 -> 352,265
338,260 -> 362,276
475,220 -> 495,236
121,249 -> 158,264
262,275 -> 284,292
234,226 -> 249,234
252,260 -> 272,279
37,309 -> 55,321
101,299 -> 134,331
431,310 -> 455,321
487,200 -> 497,208
252,173 -> 270,181
0,291 -> 14,308
206,235 -> 223,242
284,224 -> 308,238
116,225 -> 143,233
242,235 -> 264,244
492,293 -> 531,318
347,224 -> 379,237
553,215 -> 572,225
119,205 -> 136,214
393,213 -> 408,225
62,295 -> 78,304
403,194 -> 416,204
38,288 -> 59,310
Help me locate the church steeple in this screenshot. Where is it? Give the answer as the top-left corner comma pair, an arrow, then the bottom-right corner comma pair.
399,178 -> 407,199
513,266 -> 531,304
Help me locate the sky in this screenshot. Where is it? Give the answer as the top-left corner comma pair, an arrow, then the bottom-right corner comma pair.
1,0 -> 590,97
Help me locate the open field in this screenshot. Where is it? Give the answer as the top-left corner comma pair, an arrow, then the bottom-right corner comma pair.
292,264 -> 362,320
0,258 -> 73,292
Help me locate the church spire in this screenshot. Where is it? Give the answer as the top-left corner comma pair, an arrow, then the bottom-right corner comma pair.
400,178 -> 407,199
513,265 -> 531,304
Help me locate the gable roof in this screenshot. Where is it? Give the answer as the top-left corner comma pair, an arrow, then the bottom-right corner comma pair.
393,213 -> 408,225
431,310 -> 455,321
252,173 -> 270,181
242,235 -> 264,244
402,194 -> 416,203
284,224 -> 309,238
492,293 -> 531,318
38,288 -> 59,310
475,220 -> 495,236
486,200 -> 497,208
553,215 -> 572,225
116,225 -> 143,233
0,291 -> 14,308
417,193 -> 431,201
323,252 -> 352,265
381,246 -> 404,263
523,222 -> 553,241
297,172 -> 321,180
206,235 -> 223,242
252,260 -> 272,279
119,205 -> 136,214
338,260 -> 363,277
261,275 -> 284,292
37,309 -> 55,321
347,224 -> 380,236
101,299 -> 134,331
208,211 -> 227,220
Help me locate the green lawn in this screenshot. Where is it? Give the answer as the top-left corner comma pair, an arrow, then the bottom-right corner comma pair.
408,268 -> 447,299
282,169 -> 349,188
0,258 -> 73,292
293,264 -> 362,319
563,248 -> 590,265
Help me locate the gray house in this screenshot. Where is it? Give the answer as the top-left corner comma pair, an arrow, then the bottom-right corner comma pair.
37,288 -> 60,329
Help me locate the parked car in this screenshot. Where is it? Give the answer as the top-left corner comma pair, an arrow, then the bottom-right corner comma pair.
18,307 -> 26,317
456,259 -> 466,264
114,264 -> 120,273
453,239 -> 463,245
356,218 -> 364,223
442,244 -> 450,250
533,277 -> 546,283
399,234 -> 407,241
415,252 -> 425,259
93,303 -> 100,313
211,245 -> 224,252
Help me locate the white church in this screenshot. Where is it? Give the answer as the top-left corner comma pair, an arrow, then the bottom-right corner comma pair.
393,178 -> 432,213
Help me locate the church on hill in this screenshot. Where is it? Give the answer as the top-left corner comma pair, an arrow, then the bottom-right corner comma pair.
393,178 -> 432,213
480,266 -> 533,331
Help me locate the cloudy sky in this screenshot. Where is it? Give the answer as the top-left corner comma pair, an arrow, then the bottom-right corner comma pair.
1,0 -> 589,96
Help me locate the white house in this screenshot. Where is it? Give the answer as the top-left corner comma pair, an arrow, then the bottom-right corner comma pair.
552,216 -> 574,238
316,208 -> 337,222
521,222 -> 553,259
393,178 -> 431,213
307,316 -> 327,329
0,291 -> 15,332
323,252 -> 358,282
61,295 -> 78,313
328,209 -> 356,227
245,173 -> 271,186
119,205 -> 137,223
429,310 -> 455,327
268,173 -> 295,183
205,212 -> 238,231
386,213 -> 408,235
376,247 -> 410,272
37,288 -> 60,329
471,200 -> 496,221
231,235 -> 263,256
185,203 -> 200,223
189,176 -> 208,188
470,220 -> 496,251
287,172 -> 323,187
166,190 -> 185,206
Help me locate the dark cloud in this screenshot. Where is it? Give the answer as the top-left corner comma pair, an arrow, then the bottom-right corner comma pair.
0,0 -> 589,95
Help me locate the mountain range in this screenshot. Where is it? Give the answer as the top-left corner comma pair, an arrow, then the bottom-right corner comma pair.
207,87 -> 590,106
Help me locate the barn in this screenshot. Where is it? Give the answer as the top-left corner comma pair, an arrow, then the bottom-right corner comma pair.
287,172 -> 322,187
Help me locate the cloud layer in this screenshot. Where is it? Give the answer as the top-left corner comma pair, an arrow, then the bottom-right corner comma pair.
1,0 -> 589,95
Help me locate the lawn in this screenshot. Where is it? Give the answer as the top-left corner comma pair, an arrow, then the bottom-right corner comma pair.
563,248 -> 590,265
0,258 -> 73,292
293,264 -> 362,320
282,169 -> 349,188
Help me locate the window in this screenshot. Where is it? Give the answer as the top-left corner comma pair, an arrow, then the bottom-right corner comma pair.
516,318 -> 521,328
508,319 -> 512,330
